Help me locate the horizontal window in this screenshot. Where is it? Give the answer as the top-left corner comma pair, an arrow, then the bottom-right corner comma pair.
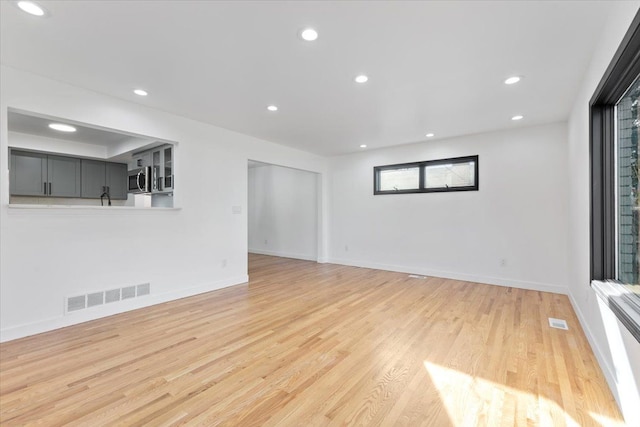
424,160 -> 476,190
378,166 -> 420,192
374,155 -> 478,195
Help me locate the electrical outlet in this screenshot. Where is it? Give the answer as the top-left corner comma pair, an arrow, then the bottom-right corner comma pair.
345,245 -> 349,252
264,239 -> 268,245
222,259 -> 227,268
500,258 -> 507,267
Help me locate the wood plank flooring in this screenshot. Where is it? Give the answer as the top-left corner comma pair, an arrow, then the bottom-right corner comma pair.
0,254 -> 624,426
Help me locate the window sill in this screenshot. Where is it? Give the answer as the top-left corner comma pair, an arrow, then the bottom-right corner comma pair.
591,280 -> 640,343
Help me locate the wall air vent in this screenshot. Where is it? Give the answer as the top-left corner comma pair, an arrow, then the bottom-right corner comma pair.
105,289 -> 121,303
548,318 -> 569,330
65,283 -> 150,315
121,286 -> 136,300
87,292 -> 104,307
136,283 -> 150,296
67,295 -> 86,312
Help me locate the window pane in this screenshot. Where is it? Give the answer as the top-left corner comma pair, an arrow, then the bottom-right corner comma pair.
378,167 -> 419,191
424,161 -> 475,189
616,74 -> 640,299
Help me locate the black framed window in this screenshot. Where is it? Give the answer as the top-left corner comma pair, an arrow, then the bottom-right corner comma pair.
590,10 -> 640,342
374,155 -> 478,195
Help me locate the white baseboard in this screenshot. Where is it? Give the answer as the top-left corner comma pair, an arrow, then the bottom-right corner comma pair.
567,292 -> 622,411
327,257 -> 568,295
249,248 -> 317,262
0,275 -> 248,343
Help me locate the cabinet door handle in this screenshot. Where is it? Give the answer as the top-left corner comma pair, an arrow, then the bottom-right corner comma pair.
49,182 -> 52,195
44,182 -> 47,195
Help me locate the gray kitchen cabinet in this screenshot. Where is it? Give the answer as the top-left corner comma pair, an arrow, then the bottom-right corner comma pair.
10,151 -> 81,197
81,159 -> 106,198
10,151 -> 47,196
47,155 -> 81,197
106,162 -> 127,200
81,159 -> 127,200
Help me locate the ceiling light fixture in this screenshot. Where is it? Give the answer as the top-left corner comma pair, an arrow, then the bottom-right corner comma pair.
355,75 -> 369,84
511,115 -> 524,121
504,76 -> 521,85
267,105 -> 278,112
49,123 -> 77,132
300,28 -> 318,41
17,1 -> 45,16
133,89 -> 148,96
360,144 -> 367,148
426,133 -> 435,138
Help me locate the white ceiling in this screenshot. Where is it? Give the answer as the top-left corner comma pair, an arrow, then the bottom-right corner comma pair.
0,1 -> 619,156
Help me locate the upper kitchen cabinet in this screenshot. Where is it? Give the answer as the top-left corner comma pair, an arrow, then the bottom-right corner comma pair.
48,155 -> 81,197
162,145 -> 173,191
81,159 -> 106,199
149,144 -> 173,193
106,163 -> 128,200
10,150 -> 81,197
81,160 -> 127,200
10,151 -> 47,196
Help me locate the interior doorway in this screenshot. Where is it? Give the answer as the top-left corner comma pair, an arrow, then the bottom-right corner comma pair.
247,160 -> 319,261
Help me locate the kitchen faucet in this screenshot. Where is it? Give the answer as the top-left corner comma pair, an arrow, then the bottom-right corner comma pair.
100,186 -> 111,206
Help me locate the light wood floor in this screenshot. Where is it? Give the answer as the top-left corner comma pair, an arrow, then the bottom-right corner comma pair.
0,254 -> 623,426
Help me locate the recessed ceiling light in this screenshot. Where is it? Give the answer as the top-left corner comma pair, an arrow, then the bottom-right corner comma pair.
267,105 -> 278,112
133,89 -> 148,96
504,76 -> 521,85
511,115 -> 524,121
49,123 -> 77,132
360,144 -> 367,148
426,133 -> 435,138
301,28 -> 318,41
355,75 -> 369,84
17,1 -> 45,16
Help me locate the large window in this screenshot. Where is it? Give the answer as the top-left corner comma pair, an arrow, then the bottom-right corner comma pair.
590,11 -> 640,342
617,76 -> 640,298
374,155 -> 478,195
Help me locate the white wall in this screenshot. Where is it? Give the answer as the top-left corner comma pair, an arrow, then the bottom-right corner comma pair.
248,164 -> 318,261
567,2 -> 640,424
329,122 -> 569,294
0,65 -> 328,341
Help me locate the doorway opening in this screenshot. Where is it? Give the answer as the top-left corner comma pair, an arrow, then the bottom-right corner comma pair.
248,160 -> 320,262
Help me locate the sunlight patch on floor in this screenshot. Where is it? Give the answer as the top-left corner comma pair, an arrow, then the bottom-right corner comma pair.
423,360 -> 622,427
588,411 -> 626,427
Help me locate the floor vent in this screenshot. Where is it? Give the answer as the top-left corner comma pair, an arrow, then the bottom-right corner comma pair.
548,318 -> 569,330
408,274 -> 427,279
65,283 -> 150,314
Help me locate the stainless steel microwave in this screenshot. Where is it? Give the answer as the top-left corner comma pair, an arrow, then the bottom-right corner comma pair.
128,166 -> 151,193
